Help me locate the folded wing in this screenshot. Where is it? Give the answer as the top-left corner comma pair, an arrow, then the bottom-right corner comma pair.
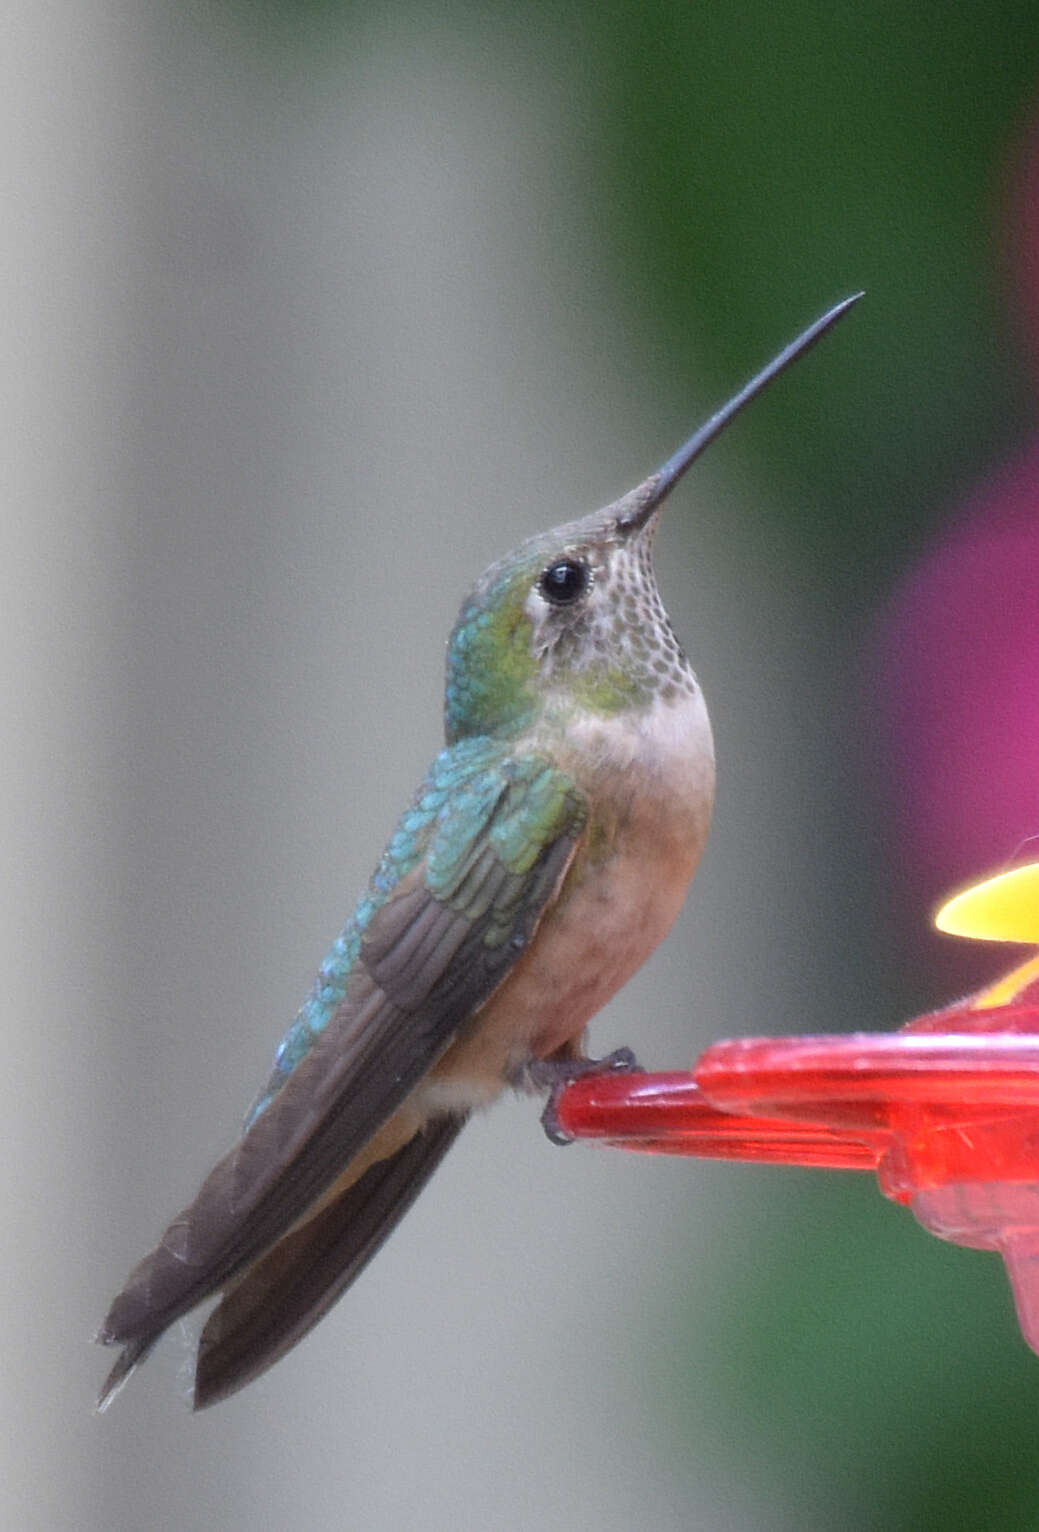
98,747 -> 586,1405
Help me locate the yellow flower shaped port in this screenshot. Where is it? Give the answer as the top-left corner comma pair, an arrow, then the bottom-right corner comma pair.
935,863 -> 1039,1009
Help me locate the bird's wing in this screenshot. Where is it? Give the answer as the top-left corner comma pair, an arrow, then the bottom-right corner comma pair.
193,1112 -> 466,1409
98,744 -> 586,1405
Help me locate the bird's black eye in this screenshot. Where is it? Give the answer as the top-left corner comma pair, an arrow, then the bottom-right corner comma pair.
539,559 -> 589,606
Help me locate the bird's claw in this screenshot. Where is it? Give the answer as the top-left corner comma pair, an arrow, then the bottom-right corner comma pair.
517,1047 -> 643,1145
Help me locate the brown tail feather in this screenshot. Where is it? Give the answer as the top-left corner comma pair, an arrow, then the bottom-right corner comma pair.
95,1333 -> 152,1413
193,1113 -> 465,1409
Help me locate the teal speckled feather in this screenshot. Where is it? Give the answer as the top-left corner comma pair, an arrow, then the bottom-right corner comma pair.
245,735 -> 504,1125
245,741 -> 583,1127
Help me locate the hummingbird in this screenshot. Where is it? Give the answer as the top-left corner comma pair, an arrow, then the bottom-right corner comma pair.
97,294 -> 861,1410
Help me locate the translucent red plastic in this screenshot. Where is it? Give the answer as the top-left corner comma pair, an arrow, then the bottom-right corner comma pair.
555,970 -> 1039,1357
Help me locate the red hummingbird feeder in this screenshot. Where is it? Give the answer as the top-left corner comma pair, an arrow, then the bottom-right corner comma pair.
556,863 -> 1039,1357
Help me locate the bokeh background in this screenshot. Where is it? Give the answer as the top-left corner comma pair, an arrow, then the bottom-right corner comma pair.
8,3 -> 1039,1528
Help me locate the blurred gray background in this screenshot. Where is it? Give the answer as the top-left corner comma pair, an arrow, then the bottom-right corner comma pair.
8,4 -> 1039,1530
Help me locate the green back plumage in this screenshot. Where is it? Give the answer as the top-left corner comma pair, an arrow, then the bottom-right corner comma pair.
246,737 -> 586,1126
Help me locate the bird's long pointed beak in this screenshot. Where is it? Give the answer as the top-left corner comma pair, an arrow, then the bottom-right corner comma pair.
614,292 -> 864,532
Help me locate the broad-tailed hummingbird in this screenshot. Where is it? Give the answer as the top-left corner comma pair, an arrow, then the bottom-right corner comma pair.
98,294 -> 860,1409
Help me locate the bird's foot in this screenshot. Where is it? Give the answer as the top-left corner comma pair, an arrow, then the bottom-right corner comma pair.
512,1048 -> 643,1146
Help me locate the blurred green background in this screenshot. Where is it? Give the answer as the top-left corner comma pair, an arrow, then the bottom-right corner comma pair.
8,1 -> 1039,1528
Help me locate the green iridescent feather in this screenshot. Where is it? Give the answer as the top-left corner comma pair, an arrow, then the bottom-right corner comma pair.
246,739 -> 585,1127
